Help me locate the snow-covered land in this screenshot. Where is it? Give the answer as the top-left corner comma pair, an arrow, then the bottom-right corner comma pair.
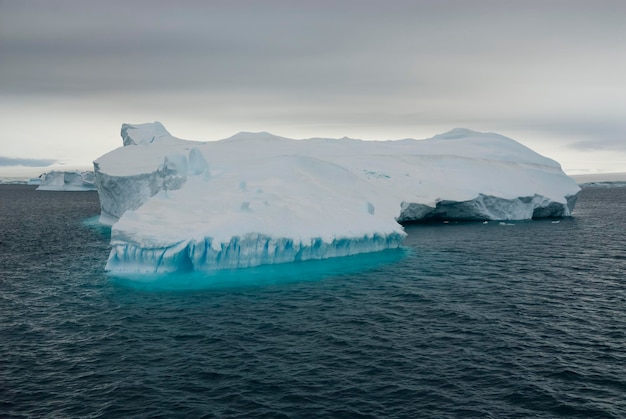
94,122 -> 580,273
572,172 -> 626,188
36,171 -> 96,191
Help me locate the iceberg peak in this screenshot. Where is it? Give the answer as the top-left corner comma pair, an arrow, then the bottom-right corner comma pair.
121,121 -> 172,146
431,127 -> 512,141
431,127 -> 481,139
225,131 -> 289,142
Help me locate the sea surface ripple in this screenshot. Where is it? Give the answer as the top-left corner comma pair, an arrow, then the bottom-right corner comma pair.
1,185 -> 625,418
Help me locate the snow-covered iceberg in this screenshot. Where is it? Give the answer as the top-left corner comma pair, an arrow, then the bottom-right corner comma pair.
94,123 -> 580,273
36,171 -> 96,191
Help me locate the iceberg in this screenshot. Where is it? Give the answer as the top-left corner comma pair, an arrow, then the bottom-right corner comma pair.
94,123 -> 580,273
36,171 -> 96,191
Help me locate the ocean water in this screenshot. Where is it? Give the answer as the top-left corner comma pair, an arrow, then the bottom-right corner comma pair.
1,184 -> 625,418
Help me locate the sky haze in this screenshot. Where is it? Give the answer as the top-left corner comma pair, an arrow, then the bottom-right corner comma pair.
1,0 -> 624,176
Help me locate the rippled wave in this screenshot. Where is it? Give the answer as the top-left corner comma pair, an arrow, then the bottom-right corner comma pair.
1,185 -> 625,418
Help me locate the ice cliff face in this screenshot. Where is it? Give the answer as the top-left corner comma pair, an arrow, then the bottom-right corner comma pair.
94,123 -> 580,273
93,122 -> 204,223
36,171 -> 96,191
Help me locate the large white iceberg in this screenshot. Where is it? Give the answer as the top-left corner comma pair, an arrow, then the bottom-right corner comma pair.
94,123 -> 580,273
36,171 -> 96,191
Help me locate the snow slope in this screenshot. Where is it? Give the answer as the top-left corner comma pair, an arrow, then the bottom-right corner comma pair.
36,171 -> 96,191
94,123 -> 580,273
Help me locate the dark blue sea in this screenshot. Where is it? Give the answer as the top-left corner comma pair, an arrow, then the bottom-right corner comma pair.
1,184 -> 625,418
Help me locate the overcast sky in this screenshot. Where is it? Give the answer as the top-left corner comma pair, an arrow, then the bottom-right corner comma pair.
1,0 -> 624,176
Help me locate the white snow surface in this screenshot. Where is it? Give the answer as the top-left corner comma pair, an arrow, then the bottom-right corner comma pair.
36,171 -> 96,191
94,123 -> 580,273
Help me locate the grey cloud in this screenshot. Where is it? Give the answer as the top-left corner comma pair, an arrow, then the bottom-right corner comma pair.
466,115 -> 626,152
2,0 -> 625,98
1,0 -> 625,166
569,130 -> 626,152
570,139 -> 626,151
0,157 -> 57,167
519,118 -> 625,151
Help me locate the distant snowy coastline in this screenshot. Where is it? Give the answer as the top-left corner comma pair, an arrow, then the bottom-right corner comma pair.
0,177 -> 31,185
579,181 -> 626,188
571,172 -> 626,188
93,122 -> 581,274
0,171 -> 96,189
4,171 -> 621,186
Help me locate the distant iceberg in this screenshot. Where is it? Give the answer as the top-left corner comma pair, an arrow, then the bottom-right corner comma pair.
94,123 -> 580,273
36,171 -> 96,191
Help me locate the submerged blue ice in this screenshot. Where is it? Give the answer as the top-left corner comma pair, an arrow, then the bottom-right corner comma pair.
109,248 -> 408,290
106,232 -> 406,274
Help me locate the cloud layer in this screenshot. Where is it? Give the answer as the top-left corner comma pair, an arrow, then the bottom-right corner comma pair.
1,0 -> 624,174
0,156 -> 56,167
